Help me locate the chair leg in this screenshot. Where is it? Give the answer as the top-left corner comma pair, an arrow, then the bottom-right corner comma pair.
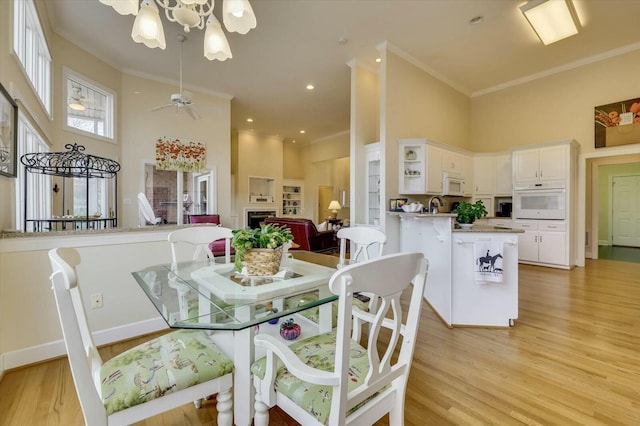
254,389 -> 270,426
216,389 -> 233,426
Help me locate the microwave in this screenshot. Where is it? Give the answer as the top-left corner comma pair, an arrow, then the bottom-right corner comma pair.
442,172 -> 465,196
513,181 -> 566,220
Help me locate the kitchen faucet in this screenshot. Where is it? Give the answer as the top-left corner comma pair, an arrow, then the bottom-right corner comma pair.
428,196 -> 443,214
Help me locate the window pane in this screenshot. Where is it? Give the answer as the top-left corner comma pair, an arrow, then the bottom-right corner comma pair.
65,71 -> 113,139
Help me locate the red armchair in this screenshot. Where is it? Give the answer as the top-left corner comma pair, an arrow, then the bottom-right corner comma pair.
263,217 -> 338,253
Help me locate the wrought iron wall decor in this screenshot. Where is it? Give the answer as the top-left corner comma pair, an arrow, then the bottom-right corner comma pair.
0,82 -> 18,178
20,143 -> 120,232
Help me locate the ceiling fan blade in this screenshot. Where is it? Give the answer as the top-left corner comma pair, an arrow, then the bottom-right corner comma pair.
149,103 -> 174,112
185,104 -> 201,120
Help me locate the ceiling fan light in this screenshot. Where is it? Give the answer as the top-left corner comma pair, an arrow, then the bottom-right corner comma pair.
520,0 -> 580,45
222,0 -> 256,35
131,0 -> 166,49
69,102 -> 86,111
173,4 -> 202,31
204,15 -> 232,61
99,0 -> 138,16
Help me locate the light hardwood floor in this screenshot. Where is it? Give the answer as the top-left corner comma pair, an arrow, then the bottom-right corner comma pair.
1,259 -> 639,425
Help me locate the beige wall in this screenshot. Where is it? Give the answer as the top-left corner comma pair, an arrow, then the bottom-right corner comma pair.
381,47 -> 470,232
470,49 -> 640,155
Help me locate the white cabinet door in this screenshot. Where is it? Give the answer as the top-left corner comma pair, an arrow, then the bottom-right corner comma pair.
399,140 -> 426,194
538,230 -> 567,265
473,156 -> 495,195
513,150 -> 540,182
518,230 -> 539,262
461,154 -> 473,196
538,145 -> 567,181
426,145 -> 443,194
365,143 -> 381,226
442,150 -> 464,173
494,153 -> 513,195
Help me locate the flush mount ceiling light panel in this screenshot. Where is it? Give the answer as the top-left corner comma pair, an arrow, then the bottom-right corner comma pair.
519,0 -> 581,45
99,0 -> 256,61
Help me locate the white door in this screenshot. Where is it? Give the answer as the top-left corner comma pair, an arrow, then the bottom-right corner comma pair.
612,175 -> 640,247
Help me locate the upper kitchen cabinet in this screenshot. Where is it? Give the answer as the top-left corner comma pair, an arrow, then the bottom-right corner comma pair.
473,155 -> 495,195
399,139 -> 444,194
399,139 -> 427,194
513,144 -> 568,183
494,153 -> 513,196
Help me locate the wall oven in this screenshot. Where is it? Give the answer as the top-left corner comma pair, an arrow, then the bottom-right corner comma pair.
513,181 -> 566,220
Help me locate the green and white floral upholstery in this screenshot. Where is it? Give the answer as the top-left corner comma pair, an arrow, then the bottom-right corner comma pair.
252,332 -> 372,424
48,247 -> 234,426
101,329 -> 234,415
253,252 -> 429,426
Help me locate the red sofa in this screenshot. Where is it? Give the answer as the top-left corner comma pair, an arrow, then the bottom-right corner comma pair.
263,217 -> 338,253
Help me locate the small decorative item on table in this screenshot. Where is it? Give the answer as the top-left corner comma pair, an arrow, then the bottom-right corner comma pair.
267,308 -> 279,324
279,318 -> 301,340
231,224 -> 294,276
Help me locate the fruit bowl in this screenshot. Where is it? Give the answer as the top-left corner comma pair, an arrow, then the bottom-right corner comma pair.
401,203 -> 423,213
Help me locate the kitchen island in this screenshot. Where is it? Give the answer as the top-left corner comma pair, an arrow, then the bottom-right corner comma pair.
386,212 -> 522,327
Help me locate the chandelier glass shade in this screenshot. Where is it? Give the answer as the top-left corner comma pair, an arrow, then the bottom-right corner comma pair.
99,0 -> 256,61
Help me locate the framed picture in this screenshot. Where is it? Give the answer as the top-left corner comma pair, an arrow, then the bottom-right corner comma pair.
594,97 -> 640,148
389,197 -> 408,212
0,82 -> 18,178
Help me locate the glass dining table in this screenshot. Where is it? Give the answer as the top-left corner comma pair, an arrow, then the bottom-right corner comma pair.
131,251 -> 339,426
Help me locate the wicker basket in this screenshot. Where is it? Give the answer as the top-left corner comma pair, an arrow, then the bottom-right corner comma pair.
244,246 -> 284,276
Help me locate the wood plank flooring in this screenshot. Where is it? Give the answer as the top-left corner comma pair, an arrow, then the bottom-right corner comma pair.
1,259 -> 639,425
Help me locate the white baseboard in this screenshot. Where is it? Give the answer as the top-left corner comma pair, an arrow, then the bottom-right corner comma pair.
598,240 -> 611,246
1,317 -> 168,371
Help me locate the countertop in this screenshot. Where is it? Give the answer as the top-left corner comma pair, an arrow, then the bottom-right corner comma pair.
452,225 -> 523,233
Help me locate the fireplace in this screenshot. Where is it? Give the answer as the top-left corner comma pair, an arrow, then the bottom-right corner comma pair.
246,209 -> 276,229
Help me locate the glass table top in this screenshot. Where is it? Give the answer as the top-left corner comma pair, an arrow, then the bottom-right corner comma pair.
131,251 -> 339,331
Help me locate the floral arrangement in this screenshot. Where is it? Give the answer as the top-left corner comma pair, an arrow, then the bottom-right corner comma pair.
231,224 -> 293,272
155,137 -> 206,172
452,200 -> 487,224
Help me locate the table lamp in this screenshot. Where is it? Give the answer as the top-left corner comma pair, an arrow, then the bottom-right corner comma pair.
328,200 -> 341,219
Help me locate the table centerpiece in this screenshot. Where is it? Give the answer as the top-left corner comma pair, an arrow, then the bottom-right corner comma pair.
232,224 -> 294,275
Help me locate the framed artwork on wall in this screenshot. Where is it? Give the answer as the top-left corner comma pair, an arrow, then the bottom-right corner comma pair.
0,82 -> 18,178
594,97 -> 640,148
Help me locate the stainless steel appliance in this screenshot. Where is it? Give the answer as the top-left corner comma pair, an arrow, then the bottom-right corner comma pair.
496,202 -> 512,217
513,181 -> 565,220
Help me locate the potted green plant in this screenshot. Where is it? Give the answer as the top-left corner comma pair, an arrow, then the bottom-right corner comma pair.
231,224 -> 294,275
452,200 -> 487,227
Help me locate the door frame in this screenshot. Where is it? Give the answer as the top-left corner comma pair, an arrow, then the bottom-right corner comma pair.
578,145 -> 640,265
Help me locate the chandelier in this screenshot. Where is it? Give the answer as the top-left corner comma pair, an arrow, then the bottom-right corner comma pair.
98,0 -> 256,61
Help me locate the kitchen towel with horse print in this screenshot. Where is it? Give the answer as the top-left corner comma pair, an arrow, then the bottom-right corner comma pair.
474,240 -> 504,283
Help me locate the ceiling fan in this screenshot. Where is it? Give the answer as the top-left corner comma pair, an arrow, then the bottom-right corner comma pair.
68,85 -> 102,111
150,34 -> 201,120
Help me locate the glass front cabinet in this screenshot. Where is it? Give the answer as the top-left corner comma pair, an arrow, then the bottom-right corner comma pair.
366,143 -> 381,226
282,180 -> 303,217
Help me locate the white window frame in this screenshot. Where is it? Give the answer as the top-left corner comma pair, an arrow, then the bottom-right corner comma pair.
13,0 -> 52,116
15,112 -> 51,232
73,177 -> 107,217
62,67 -> 116,143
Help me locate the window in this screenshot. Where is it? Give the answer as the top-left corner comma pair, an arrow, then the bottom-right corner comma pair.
63,68 -> 115,141
16,112 -> 51,231
13,0 -> 52,115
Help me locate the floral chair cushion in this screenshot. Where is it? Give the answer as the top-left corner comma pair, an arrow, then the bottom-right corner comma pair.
284,293 -> 370,328
251,332 -> 371,425
100,329 -> 234,415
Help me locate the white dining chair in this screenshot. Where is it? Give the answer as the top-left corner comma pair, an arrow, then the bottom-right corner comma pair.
336,226 -> 387,269
252,252 -> 428,426
168,225 -> 233,264
48,247 -> 234,426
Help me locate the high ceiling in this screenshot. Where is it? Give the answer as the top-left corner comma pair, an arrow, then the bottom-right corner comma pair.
45,0 -> 640,144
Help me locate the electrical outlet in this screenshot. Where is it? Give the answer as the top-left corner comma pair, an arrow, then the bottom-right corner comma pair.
91,293 -> 103,309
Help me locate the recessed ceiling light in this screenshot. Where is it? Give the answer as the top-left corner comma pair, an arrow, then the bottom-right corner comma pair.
306,84 -> 315,90
337,37 -> 348,45
375,58 -> 381,63
299,130 -> 305,134
469,15 -> 483,25
292,140 -> 296,144
247,118 -> 253,122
